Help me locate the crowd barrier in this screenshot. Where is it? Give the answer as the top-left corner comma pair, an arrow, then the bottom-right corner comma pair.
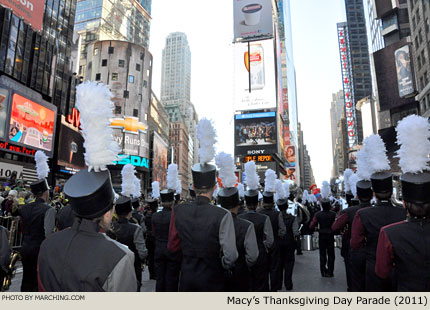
0,216 -> 23,249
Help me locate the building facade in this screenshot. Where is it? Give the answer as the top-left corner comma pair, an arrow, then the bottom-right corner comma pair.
84,40 -> 153,191
330,90 -> 346,176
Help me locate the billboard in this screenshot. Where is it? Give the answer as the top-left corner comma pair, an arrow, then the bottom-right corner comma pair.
394,45 -> 416,98
234,111 -> 277,156
0,0 -> 45,32
152,131 -> 168,189
234,39 -> 277,111
9,93 -> 55,153
0,87 -> 9,139
233,0 -> 273,42
57,119 -> 85,170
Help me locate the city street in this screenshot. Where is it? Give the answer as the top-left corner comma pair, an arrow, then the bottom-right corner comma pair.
7,248 -> 346,292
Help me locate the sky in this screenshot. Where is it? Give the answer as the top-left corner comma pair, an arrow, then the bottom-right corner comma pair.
149,0 -> 347,187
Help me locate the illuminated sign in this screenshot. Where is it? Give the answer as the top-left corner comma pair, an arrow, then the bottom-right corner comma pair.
337,24 -> 358,148
66,108 -> 80,129
244,155 -> 273,162
113,154 -> 149,169
0,140 -> 36,156
110,116 -> 147,134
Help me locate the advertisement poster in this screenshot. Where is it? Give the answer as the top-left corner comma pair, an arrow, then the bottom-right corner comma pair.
234,39 -> 277,111
152,132 -> 168,189
0,0 -> 45,32
0,87 -> 9,139
285,145 -> 296,168
233,0 -> 273,41
394,45 -> 415,98
9,93 -> 55,152
57,120 -> 85,170
234,111 -> 277,156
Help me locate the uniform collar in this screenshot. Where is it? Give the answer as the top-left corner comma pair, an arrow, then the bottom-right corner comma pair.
72,217 -> 101,233
196,196 -> 211,205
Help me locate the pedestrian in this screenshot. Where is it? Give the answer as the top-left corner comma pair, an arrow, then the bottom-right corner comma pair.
168,118 -> 238,291
15,151 -> 55,292
144,185 -> 159,281
375,115 -> 430,291
310,181 -> 336,277
216,153 -> 258,292
37,81 -> 136,292
238,160 -> 273,292
152,164 -> 182,292
258,169 -> 284,291
276,181 -> 299,290
350,134 -> 406,292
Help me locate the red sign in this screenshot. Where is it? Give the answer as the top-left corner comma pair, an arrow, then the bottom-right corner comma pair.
0,0 -> 45,32
66,108 -> 81,129
0,140 -> 36,156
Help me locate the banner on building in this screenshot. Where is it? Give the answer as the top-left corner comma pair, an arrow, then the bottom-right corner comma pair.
233,0 -> 273,42
234,111 -> 277,156
234,40 -> 277,111
394,45 -> 416,98
152,131 -> 168,189
0,0 -> 45,32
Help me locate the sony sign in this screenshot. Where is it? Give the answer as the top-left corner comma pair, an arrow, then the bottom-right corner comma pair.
247,150 -> 266,155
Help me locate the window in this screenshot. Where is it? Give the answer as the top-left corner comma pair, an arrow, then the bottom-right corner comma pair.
119,59 -> 125,67
115,105 -> 121,114
95,73 -> 101,81
129,75 -> 134,83
133,109 -> 138,117
138,94 -> 142,102
123,90 -> 129,98
143,80 -> 147,88
93,48 -> 98,56
108,46 -> 114,54
136,63 -> 141,71
112,73 -> 118,81
102,59 -> 107,66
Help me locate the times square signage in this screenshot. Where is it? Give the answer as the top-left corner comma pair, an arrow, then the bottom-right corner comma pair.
337,25 -> 358,148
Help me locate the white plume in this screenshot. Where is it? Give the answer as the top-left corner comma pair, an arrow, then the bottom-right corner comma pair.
310,194 -> 317,203
152,181 -> 160,199
176,176 -> 182,195
396,114 -> 430,173
366,134 -> 390,173
34,150 -> 49,180
215,152 -> 237,188
264,169 -> 277,192
275,179 -> 285,200
343,169 -> 354,192
258,191 -> 263,200
321,181 -> 330,199
283,182 -> 290,200
356,144 -> 372,181
237,183 -> 245,198
197,118 -> 217,164
167,163 -> 178,191
302,190 -> 309,203
75,81 -> 120,172
350,174 -> 360,198
121,164 -> 136,197
213,184 -> 219,198
244,161 -> 259,190
133,177 -> 141,199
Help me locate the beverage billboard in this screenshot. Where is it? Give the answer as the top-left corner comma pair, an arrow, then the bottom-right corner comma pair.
233,0 -> 273,42
234,39 -> 277,111
234,111 -> 277,156
8,93 -> 55,153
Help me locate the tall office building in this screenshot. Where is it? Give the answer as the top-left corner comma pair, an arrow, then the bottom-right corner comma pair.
161,32 -> 198,166
364,0 -> 385,54
74,0 -> 152,77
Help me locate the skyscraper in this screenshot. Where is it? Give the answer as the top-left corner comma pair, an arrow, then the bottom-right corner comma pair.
160,32 -> 198,166
74,0 -> 152,77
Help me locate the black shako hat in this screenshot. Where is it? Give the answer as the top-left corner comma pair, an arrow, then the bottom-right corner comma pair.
189,186 -> 196,198
370,171 -> 392,194
64,169 -> 114,220
160,189 -> 175,203
277,198 -> 289,211
218,187 -> 239,209
191,163 -> 216,190
400,172 -> 430,204
244,189 -> 259,206
131,197 -> 140,209
146,198 -> 159,210
175,193 -> 180,203
115,196 -> 132,215
321,198 -> 331,210
263,191 -> 274,204
356,180 -> 373,201
30,179 -> 49,195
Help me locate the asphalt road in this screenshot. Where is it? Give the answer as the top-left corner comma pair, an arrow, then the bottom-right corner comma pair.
7,248 -> 346,292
